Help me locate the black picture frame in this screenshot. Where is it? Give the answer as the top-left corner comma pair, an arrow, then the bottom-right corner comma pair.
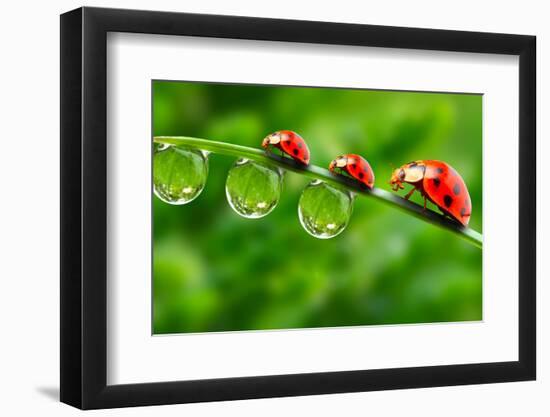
60,6 -> 536,410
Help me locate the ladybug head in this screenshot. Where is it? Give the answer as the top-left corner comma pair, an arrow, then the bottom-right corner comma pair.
390,162 -> 425,191
262,132 -> 282,149
389,168 -> 406,191
329,155 -> 348,172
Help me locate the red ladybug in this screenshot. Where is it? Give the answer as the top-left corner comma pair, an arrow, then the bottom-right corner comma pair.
261,130 -> 310,165
329,154 -> 375,189
390,160 -> 472,226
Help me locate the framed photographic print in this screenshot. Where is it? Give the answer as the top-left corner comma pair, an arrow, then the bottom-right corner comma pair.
60,6 -> 536,409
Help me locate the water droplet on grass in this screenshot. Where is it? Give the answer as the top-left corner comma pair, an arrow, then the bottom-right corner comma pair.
225,159 -> 283,218
153,145 -> 208,205
298,180 -> 353,239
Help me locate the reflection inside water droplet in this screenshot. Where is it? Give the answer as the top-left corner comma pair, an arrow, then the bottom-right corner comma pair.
153,145 -> 209,205
225,159 -> 283,219
298,181 -> 354,239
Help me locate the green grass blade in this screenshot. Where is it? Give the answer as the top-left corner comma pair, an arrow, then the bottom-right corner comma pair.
154,136 -> 483,249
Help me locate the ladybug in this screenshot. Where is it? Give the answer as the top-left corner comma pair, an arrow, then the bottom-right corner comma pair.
390,160 -> 471,226
329,154 -> 375,189
261,130 -> 310,165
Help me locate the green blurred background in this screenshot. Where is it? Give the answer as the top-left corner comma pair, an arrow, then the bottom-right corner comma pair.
152,80 -> 482,334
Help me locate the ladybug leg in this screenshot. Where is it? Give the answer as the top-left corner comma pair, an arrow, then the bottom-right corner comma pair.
273,147 -> 285,159
333,167 -> 351,180
404,187 -> 416,200
419,189 -> 427,211
268,146 -> 286,160
338,168 -> 351,179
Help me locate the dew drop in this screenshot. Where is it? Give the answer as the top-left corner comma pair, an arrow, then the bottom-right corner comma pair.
225,159 -> 283,218
153,145 -> 209,205
298,181 -> 353,239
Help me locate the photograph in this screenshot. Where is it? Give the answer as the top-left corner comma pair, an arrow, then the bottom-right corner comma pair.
52,3 -> 538,412
152,80 -> 483,335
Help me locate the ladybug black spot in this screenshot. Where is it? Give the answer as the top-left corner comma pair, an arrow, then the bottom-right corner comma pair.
453,183 -> 461,195
351,164 -> 357,170
433,177 -> 441,187
358,172 -> 364,179
444,195 -> 453,208
436,167 -> 444,174
292,148 -> 299,156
